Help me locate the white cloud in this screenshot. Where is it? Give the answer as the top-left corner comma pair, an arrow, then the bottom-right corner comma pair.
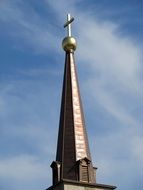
0,0 -> 59,53
0,79 -> 58,154
0,79 -> 57,188
0,154 -> 52,190
76,17 -> 142,82
0,155 -> 48,180
90,129 -> 143,188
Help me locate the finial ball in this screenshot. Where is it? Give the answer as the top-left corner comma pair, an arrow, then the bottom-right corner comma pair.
62,36 -> 77,52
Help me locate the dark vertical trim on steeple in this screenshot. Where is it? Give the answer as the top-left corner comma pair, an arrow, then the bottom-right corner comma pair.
56,52 -> 77,181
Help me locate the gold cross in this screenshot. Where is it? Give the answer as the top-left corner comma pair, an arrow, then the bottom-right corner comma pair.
64,14 -> 74,37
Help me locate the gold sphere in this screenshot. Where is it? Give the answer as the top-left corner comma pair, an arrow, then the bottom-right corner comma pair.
62,36 -> 77,52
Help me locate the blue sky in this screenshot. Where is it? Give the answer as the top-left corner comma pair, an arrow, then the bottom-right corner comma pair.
0,0 -> 143,190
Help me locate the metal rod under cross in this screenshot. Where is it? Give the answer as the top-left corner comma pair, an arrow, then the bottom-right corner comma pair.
64,13 -> 74,37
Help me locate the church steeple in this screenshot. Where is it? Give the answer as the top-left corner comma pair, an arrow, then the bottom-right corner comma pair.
51,14 -> 95,184
48,14 -> 116,190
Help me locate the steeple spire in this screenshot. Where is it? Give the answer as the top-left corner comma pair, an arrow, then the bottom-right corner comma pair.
48,14 -> 116,190
51,14 -> 95,185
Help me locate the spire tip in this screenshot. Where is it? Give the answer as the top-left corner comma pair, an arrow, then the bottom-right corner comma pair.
62,14 -> 76,52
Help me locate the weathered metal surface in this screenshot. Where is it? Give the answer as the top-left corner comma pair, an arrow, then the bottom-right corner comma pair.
54,52 -> 95,183
70,53 -> 87,160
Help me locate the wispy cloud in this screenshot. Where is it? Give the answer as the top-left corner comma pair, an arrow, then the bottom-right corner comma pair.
76,15 -> 143,133
0,0 -> 60,53
0,78 -> 58,187
0,155 -> 47,180
0,154 -> 51,190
